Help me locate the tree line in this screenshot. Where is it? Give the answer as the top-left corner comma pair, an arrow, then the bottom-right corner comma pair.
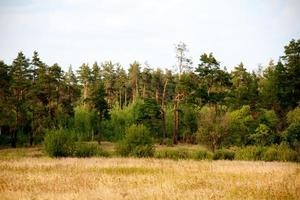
0,39 -> 299,152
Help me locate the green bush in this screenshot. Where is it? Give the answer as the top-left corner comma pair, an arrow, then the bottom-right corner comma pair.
197,106 -> 229,151
161,138 -> 173,147
95,147 -> 111,157
74,106 -> 97,141
154,148 -> 191,160
193,149 -> 213,160
43,129 -> 75,157
262,147 -> 278,161
17,132 -> 28,146
261,144 -> 299,162
74,143 -> 111,157
285,122 -> 300,149
115,124 -> 154,157
0,134 -> 10,146
234,146 -> 266,161
212,149 -> 235,160
74,143 -> 97,157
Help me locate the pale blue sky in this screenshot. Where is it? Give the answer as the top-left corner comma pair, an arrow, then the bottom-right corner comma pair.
0,0 -> 299,72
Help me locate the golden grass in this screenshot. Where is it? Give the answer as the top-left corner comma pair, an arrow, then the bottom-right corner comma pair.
0,149 -> 299,200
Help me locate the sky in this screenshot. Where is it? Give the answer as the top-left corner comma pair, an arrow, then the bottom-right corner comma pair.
0,0 -> 300,72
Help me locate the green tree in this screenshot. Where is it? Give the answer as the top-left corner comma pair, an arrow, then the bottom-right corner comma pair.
77,63 -> 91,106
9,52 -> 31,147
128,61 -> 141,103
196,53 -> 231,113
90,81 -> 110,143
0,61 -> 13,140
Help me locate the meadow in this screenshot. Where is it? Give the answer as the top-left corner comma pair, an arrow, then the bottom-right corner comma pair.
0,146 -> 299,200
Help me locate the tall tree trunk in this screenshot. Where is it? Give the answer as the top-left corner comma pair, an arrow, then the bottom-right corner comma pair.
30,112 -> 34,146
124,86 -> 127,106
97,115 -> 103,145
12,107 -> 19,148
161,79 -> 168,139
83,82 -> 88,107
142,84 -> 146,100
173,97 -> 179,145
119,88 -> 122,108
161,110 -> 166,139
155,89 -> 159,103
135,78 -> 139,100
132,88 -> 135,103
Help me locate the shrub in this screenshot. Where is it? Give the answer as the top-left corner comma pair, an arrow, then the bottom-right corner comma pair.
115,124 -> 154,157
43,129 -> 75,157
193,149 -> 213,160
74,106 -> 96,141
161,138 -> 173,147
154,148 -> 191,160
0,134 -> 10,146
234,146 -> 266,161
197,107 -> 230,151
227,105 -> 255,146
261,146 -> 278,161
212,149 -> 235,160
74,143 -> 111,157
261,144 -> 299,162
17,132 -> 28,146
74,143 -> 97,157
95,147 -> 111,157
285,122 -> 300,149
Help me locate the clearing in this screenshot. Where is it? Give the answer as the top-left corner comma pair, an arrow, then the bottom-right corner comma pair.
0,147 -> 299,200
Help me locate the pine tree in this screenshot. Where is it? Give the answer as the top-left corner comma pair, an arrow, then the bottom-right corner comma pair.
9,52 -> 31,147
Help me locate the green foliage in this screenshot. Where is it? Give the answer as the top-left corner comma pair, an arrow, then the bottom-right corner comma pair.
181,104 -> 198,142
115,124 -> 154,157
74,143 -> 98,157
234,146 -> 266,161
258,109 -> 278,130
287,106 -> 300,124
227,105 -> 255,146
102,102 -> 137,141
212,149 -> 235,160
234,145 -> 299,162
197,106 -> 229,151
165,105 -> 174,138
135,98 -> 162,138
154,148 -> 191,160
285,106 -> 300,149
1,39 -> 300,155
249,124 -> 273,146
162,138 -> 174,147
74,106 -> 95,141
16,132 -> 28,146
103,98 -> 161,141
43,129 -> 75,157
261,144 -> 299,162
285,123 -> 300,149
193,149 -> 213,160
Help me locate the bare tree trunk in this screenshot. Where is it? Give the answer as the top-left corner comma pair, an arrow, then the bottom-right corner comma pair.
83,82 -> 88,107
142,84 -> 146,100
124,86 -> 127,106
136,79 -> 139,99
161,79 -> 168,139
30,112 -> 34,146
132,90 -> 135,103
173,97 -> 179,145
119,88 -> 122,108
173,103 -> 178,144
155,89 -> 159,103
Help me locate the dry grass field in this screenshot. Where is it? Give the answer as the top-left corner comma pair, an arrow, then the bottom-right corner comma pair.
0,147 -> 299,200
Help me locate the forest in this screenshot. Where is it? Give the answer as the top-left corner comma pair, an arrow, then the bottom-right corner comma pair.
0,39 -> 300,161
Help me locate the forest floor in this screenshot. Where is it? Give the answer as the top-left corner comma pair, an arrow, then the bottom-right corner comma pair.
0,146 -> 299,200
